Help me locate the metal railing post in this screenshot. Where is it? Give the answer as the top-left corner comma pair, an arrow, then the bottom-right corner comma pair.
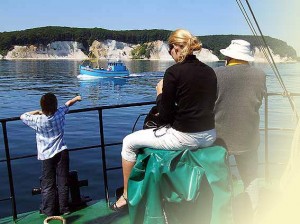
264,95 -> 269,181
1,121 -> 17,220
98,109 -> 110,204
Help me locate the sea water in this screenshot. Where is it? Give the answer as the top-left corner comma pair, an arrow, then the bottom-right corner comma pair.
0,60 -> 299,217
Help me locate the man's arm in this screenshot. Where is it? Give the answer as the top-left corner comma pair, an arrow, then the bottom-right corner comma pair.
65,95 -> 82,107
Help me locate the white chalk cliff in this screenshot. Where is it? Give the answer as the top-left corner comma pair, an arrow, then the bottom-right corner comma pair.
88,40 -> 219,62
88,40 -> 134,60
5,41 -> 87,60
253,47 -> 296,63
3,40 -> 294,62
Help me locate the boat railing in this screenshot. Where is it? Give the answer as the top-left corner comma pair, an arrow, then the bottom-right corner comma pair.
1,93 -> 300,221
263,92 -> 300,182
0,101 -> 155,221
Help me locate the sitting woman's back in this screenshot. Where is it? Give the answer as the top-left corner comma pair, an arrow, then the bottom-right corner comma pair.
110,29 -> 218,212
157,54 -> 217,133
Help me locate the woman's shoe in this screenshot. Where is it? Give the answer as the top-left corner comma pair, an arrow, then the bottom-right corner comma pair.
109,195 -> 128,212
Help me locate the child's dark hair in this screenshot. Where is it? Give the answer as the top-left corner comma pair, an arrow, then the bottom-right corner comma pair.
40,93 -> 58,116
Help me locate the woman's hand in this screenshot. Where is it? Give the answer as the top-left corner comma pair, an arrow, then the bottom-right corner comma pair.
156,79 -> 163,96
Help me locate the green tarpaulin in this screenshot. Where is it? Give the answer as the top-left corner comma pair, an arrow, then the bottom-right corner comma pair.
128,146 -> 234,224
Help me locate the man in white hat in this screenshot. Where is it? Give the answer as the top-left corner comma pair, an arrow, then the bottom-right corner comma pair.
214,40 -> 267,222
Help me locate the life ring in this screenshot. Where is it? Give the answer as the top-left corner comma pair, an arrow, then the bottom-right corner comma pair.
44,216 -> 66,224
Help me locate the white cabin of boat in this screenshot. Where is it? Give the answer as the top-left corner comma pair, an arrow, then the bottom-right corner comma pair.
107,60 -> 128,72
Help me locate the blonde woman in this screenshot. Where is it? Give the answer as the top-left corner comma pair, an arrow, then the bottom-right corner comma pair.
111,29 -> 217,211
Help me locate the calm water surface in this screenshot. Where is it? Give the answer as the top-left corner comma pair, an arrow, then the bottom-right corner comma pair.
0,60 -> 299,217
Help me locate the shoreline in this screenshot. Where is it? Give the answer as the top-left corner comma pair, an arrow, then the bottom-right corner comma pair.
0,58 -> 298,64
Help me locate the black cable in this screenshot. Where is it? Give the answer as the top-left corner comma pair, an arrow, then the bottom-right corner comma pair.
236,0 -> 277,76
237,0 -> 298,120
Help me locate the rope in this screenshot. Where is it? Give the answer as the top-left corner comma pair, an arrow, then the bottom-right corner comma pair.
235,0 -> 299,120
236,0 -> 276,72
44,216 -> 66,224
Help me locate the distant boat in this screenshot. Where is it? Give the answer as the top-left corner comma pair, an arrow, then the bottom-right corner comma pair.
78,60 -> 130,78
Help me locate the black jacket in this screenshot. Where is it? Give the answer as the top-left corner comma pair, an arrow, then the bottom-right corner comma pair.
156,55 -> 217,132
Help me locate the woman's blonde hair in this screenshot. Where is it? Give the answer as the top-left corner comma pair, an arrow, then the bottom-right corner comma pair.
168,29 -> 202,63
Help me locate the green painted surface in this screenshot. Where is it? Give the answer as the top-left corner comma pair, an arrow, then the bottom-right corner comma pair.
0,200 -> 129,224
128,146 -> 234,224
0,179 -> 278,224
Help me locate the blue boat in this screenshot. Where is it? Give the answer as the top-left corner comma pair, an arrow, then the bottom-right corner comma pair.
78,60 -> 130,78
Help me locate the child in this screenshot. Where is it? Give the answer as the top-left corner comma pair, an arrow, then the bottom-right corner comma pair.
20,93 -> 82,216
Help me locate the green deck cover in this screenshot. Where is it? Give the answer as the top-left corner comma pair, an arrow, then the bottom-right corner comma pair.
128,146 -> 234,224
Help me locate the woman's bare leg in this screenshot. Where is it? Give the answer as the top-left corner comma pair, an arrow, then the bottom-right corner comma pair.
114,158 -> 135,207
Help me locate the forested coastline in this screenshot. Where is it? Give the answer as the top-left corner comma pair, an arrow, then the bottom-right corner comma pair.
0,26 -> 297,59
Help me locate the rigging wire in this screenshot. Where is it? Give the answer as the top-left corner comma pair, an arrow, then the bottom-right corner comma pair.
244,0 -> 288,92
236,0 -> 285,90
236,0 -> 276,73
236,3 -> 300,217
237,0 -> 299,120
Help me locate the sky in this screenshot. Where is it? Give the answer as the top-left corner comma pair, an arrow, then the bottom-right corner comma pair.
0,0 -> 299,55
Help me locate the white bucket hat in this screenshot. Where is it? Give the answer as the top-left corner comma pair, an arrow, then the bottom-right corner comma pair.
220,39 -> 254,61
